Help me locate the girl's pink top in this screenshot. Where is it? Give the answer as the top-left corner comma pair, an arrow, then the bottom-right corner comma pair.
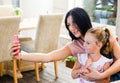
67,39 -> 85,57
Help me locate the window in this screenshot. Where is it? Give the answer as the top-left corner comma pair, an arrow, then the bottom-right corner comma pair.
94,0 -> 117,25
12,0 -> 19,8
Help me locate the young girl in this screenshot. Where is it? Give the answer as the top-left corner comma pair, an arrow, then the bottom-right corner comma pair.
72,27 -> 113,83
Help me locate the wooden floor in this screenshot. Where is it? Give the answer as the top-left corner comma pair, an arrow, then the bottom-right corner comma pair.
0,61 -> 77,83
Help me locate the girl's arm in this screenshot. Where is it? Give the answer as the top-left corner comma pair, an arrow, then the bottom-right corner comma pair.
71,57 -> 90,79
11,42 -> 72,62
71,59 -> 81,79
95,62 -> 110,83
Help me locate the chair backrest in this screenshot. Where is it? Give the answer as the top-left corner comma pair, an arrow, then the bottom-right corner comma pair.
0,5 -> 15,17
0,16 -> 20,62
35,14 -> 63,53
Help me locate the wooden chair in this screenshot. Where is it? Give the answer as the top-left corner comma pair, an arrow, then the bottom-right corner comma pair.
0,16 -> 20,83
20,14 -> 63,81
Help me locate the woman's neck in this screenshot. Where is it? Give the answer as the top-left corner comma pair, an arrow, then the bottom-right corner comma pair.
80,36 -> 84,41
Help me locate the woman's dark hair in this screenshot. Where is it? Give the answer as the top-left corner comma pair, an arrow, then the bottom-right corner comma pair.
65,7 -> 92,40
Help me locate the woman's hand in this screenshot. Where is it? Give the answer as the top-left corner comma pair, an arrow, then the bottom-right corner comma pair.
80,66 -> 104,81
9,41 -> 21,59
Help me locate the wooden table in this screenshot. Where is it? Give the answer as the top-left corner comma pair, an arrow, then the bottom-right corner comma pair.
19,18 -> 38,31
18,18 -> 38,40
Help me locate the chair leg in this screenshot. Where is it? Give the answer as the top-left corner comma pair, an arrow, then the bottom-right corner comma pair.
0,62 -> 4,76
34,62 -> 40,81
41,63 -> 45,70
13,60 -> 18,83
17,60 -> 23,78
17,60 -> 21,72
54,61 -> 58,79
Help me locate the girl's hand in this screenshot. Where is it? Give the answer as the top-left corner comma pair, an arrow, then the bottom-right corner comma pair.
80,66 -> 90,74
9,41 -> 20,59
80,66 -> 103,81
85,58 -> 92,68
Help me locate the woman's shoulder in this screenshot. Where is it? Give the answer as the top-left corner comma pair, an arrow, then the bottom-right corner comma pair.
67,39 -> 84,47
67,39 -> 85,57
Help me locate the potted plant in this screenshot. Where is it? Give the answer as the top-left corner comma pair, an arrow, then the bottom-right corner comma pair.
64,56 -> 76,69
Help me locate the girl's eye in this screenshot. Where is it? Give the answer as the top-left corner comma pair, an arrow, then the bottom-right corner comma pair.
86,42 -> 90,45
84,41 -> 90,45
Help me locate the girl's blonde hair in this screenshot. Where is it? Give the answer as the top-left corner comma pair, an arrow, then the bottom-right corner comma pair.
87,27 -> 113,58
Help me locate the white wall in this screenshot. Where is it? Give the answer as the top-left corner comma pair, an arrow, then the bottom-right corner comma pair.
52,0 -> 68,13
0,0 -> 12,5
52,0 -> 77,13
20,0 -> 76,18
20,0 -> 53,18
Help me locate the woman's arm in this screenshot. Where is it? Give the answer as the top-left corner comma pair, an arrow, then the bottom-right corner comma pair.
112,36 -> 120,59
10,42 -> 72,62
101,36 -> 120,78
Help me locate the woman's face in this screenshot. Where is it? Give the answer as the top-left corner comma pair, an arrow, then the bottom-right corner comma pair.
84,32 -> 101,54
67,15 -> 81,38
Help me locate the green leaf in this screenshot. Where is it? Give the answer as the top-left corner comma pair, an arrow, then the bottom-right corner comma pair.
64,56 -> 76,63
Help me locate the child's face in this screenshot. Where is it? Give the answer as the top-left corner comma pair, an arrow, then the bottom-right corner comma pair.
84,32 -> 101,54
67,15 -> 82,38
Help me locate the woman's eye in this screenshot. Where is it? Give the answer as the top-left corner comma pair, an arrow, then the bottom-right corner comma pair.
67,24 -> 70,27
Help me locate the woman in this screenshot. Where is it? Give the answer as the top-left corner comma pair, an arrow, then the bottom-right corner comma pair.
11,7 -> 92,62
10,7 -> 120,81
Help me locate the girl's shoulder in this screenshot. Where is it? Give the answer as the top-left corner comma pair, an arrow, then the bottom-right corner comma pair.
100,55 -> 113,63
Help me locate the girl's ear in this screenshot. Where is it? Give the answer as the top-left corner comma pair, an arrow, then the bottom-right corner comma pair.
97,42 -> 102,48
